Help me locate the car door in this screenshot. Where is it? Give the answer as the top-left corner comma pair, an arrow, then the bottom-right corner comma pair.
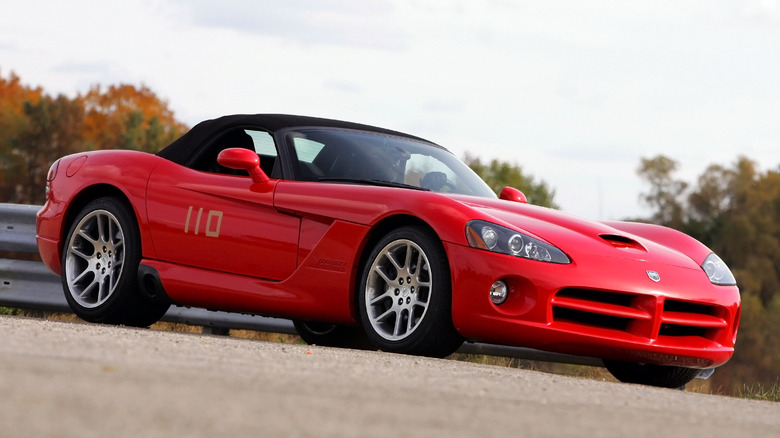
145,129 -> 300,281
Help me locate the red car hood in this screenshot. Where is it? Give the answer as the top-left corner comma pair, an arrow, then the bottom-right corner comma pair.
449,194 -> 704,270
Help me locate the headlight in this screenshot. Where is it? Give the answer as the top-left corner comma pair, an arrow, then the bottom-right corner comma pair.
702,253 -> 736,286
465,220 -> 570,264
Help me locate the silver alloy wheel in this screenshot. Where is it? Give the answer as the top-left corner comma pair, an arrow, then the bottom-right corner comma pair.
364,238 -> 432,341
64,209 -> 125,309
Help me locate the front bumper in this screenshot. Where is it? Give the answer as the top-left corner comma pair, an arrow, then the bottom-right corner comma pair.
446,243 -> 741,368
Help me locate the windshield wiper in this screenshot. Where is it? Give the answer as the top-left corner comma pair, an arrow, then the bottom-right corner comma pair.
318,177 -> 430,191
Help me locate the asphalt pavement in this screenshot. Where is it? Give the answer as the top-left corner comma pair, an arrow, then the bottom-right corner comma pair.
0,316 -> 778,438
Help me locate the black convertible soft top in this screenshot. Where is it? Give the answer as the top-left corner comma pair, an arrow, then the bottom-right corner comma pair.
157,113 -> 434,165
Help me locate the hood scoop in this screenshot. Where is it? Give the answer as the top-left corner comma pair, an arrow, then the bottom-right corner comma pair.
600,234 -> 647,252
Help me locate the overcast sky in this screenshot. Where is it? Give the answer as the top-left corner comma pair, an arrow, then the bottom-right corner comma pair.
2,0 -> 779,220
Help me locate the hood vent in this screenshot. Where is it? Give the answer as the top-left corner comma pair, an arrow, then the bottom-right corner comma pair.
600,234 -> 646,252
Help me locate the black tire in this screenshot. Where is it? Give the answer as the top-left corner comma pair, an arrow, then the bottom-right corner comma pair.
604,360 -> 700,388
357,226 -> 463,358
61,197 -> 170,327
293,320 -> 375,350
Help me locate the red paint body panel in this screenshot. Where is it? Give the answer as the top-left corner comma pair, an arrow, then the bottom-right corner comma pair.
36,116 -> 741,370
144,219 -> 370,324
145,161 -> 299,281
37,150 -> 162,273
273,181 -> 483,245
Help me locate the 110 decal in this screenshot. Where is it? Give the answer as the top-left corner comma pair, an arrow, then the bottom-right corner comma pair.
184,206 -> 223,237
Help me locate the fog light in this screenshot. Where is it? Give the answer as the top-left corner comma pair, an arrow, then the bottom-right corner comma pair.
489,280 -> 508,305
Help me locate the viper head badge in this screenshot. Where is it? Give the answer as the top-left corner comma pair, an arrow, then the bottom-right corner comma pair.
646,270 -> 661,282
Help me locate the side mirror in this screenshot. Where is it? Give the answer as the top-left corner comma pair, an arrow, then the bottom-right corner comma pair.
499,186 -> 527,203
217,148 -> 270,184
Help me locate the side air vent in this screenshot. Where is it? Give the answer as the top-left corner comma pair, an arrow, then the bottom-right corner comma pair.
600,234 -> 646,251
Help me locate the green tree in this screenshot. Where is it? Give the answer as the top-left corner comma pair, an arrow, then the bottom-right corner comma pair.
1,93 -> 85,204
464,154 -> 557,208
636,155 -> 688,229
0,71 -> 44,201
638,154 -> 780,394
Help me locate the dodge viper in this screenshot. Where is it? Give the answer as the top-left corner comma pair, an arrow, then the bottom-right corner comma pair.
36,114 -> 740,388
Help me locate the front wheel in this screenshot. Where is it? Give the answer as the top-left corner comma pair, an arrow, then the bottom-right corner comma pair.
604,360 -> 700,388
358,226 -> 463,358
61,197 -> 169,327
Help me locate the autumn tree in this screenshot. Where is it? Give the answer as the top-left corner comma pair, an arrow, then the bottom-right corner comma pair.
0,71 -> 75,204
10,95 -> 86,204
0,71 -> 188,204
0,71 -> 43,136
82,84 -> 187,152
465,154 -> 557,208
0,72 -> 42,192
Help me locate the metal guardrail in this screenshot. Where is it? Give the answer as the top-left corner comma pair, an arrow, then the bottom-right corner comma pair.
0,202 -> 606,366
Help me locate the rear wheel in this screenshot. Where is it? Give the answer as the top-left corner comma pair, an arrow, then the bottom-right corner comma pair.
293,320 -> 374,349
62,197 -> 169,327
604,360 -> 700,388
358,226 -> 463,358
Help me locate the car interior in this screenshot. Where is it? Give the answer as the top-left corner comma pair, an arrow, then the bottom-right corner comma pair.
189,128 -> 281,178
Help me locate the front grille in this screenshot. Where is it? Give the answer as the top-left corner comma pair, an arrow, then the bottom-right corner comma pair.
553,306 -> 632,331
551,289 -> 652,336
659,299 -> 728,339
551,288 -> 728,342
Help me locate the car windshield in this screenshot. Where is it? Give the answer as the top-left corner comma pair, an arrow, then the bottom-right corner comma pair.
286,128 -> 496,198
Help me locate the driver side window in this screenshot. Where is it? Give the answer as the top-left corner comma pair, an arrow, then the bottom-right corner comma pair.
246,130 -> 280,177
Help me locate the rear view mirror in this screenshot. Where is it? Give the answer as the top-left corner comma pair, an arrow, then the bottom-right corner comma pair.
217,148 -> 270,184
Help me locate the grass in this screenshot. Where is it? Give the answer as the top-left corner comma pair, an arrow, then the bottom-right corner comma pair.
736,380 -> 780,402
0,307 -> 45,317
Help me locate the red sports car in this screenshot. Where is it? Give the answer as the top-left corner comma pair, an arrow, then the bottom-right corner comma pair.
36,114 -> 740,388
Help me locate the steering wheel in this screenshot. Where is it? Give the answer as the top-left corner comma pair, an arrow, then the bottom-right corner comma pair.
421,171 -> 455,192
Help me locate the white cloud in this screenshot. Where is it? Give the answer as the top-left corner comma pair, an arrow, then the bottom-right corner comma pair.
172,0 -> 404,50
